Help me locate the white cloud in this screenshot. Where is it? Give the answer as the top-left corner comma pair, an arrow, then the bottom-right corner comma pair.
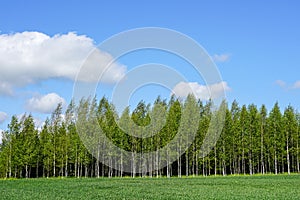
0,111 -> 8,124
33,117 -> 45,131
172,81 -> 231,100
0,31 -> 127,95
275,80 -> 287,88
276,80 -> 300,90
33,117 -> 43,127
292,81 -> 300,89
212,53 -> 231,62
26,93 -> 66,114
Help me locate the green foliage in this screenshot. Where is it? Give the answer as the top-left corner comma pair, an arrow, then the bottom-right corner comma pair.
0,96 -> 299,178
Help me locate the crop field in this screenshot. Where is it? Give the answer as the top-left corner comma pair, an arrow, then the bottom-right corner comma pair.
0,174 -> 299,199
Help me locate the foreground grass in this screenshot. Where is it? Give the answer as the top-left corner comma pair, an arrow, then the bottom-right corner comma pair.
0,174 -> 299,199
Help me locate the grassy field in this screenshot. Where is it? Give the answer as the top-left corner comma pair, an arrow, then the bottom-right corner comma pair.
0,174 -> 299,199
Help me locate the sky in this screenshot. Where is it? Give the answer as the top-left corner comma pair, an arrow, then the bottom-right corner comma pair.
0,0 -> 300,133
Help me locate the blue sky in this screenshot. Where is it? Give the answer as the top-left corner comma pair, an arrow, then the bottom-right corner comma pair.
0,0 -> 300,131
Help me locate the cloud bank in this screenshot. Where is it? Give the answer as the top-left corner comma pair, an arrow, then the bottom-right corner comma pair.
172,81 -> 230,100
275,80 -> 300,90
0,31 -> 127,95
26,93 -> 66,114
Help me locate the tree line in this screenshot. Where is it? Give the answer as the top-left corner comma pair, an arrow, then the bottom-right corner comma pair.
0,95 -> 299,178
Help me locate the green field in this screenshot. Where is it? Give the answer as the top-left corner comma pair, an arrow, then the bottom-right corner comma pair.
0,174 -> 299,199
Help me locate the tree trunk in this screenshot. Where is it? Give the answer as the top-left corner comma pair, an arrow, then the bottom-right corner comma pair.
132,151 -> 135,178
274,151 -> 278,175
267,153 -> 271,174
53,152 -> 56,177
261,124 -> 265,174
214,148 -> 217,176
242,148 -> 245,175
222,159 -> 226,176
166,150 -> 170,178
65,154 -> 68,178
156,150 -> 159,178
238,156 -> 241,174
47,158 -> 50,178
120,151 -> 123,178
249,151 -> 253,175
80,162 -> 82,178
60,157 -> 64,177
36,159 -> 39,178
75,158 -> 77,178
96,161 -> 100,178
196,153 -> 199,176
208,158 -> 211,176
286,133 -> 290,175
9,143 -> 12,178
148,153 -> 152,178
25,165 -> 28,179
6,156 -> 9,178
85,164 -> 88,178
178,147 -> 181,178
185,152 -> 189,177
229,155 -> 232,175
297,137 -> 299,173
281,154 -> 284,173
193,155 -> 196,177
